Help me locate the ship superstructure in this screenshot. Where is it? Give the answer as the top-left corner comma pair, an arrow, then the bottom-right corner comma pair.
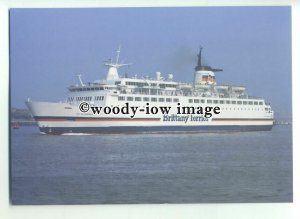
26,47 -> 274,134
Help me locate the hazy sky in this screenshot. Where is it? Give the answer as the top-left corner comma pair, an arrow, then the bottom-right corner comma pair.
10,7 -> 291,118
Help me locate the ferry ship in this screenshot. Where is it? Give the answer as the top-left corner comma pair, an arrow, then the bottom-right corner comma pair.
26,47 -> 274,134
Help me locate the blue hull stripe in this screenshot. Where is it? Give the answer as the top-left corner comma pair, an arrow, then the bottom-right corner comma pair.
39,125 -> 273,134
34,116 -> 273,122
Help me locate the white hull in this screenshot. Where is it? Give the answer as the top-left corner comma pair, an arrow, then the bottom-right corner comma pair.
26,100 -> 274,134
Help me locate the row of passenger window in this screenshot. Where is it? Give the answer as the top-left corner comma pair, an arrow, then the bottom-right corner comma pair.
118,96 -> 179,102
125,82 -> 177,88
67,96 -> 104,102
118,96 -> 263,105
75,96 -> 92,101
69,86 -> 115,92
95,96 -> 104,101
189,99 -> 263,105
70,87 -> 104,92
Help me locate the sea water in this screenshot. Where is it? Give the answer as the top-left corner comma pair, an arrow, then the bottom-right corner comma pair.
10,125 -> 293,204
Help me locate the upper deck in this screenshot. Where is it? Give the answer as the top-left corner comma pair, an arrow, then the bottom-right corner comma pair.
66,47 -> 263,101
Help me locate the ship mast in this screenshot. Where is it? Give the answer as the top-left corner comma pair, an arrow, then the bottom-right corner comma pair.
105,46 -> 131,81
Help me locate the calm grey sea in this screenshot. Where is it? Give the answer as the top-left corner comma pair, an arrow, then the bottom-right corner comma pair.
10,125 -> 293,205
